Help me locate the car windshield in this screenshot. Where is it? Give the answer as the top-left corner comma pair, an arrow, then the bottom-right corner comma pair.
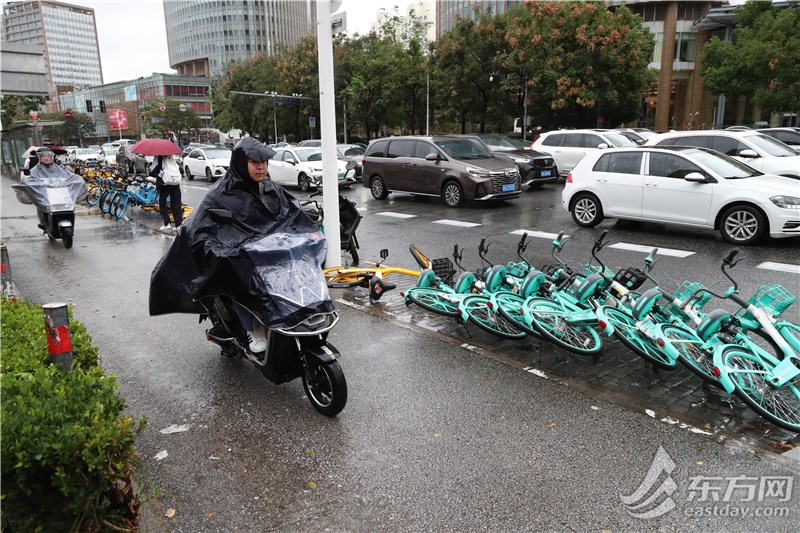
295,149 -> 322,162
204,149 -> 232,159
603,132 -> 638,147
76,149 -> 96,155
478,135 -> 518,150
742,133 -> 797,157
685,149 -> 762,179
435,139 -> 493,160
337,145 -> 365,157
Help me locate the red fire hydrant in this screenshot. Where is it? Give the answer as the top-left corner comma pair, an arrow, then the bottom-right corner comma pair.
43,303 -> 72,371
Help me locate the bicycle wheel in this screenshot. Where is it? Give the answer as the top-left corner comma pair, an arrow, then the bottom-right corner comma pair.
405,287 -> 459,317
524,298 -> 602,356
99,190 -> 115,214
112,193 -> 130,219
719,346 -> 800,433
324,269 -> 371,288
86,184 -> 101,206
461,295 -> 527,340
602,306 -> 676,370
661,325 -> 721,386
494,292 -> 540,337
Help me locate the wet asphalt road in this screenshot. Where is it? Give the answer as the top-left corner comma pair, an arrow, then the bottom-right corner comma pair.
2,173 -> 799,532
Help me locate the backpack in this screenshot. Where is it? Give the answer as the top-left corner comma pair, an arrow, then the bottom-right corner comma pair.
161,157 -> 182,185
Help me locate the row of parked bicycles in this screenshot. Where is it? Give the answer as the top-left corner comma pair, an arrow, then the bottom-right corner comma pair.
84,172 -> 191,221
324,232 -> 799,433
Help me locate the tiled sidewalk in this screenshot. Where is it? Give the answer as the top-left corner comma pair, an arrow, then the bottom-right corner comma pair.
331,274 -> 798,453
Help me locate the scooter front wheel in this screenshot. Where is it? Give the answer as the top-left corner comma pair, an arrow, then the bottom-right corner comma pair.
61,226 -> 73,249
302,358 -> 347,417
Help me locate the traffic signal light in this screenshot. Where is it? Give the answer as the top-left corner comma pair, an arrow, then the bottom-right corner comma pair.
86,100 -> 93,112
99,100 -> 106,113
140,112 -> 145,119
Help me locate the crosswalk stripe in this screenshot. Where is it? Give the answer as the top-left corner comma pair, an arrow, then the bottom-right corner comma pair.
756,261 -> 800,275
376,212 -> 417,219
510,229 -> 565,240
433,219 -> 482,228
609,242 -> 694,258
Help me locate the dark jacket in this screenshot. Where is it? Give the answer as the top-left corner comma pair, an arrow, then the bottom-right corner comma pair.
148,138 -> 329,328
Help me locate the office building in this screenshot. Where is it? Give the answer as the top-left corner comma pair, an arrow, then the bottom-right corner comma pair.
163,0 -> 317,79
2,0 -> 103,107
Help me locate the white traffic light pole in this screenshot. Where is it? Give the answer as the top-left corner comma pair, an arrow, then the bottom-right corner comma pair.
316,0 -> 342,267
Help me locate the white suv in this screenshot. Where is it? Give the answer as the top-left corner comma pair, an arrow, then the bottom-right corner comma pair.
646,130 -> 800,180
562,146 -> 800,245
531,129 -> 637,176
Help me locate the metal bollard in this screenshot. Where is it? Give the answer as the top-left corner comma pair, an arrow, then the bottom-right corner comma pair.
43,303 -> 72,371
1,244 -> 17,301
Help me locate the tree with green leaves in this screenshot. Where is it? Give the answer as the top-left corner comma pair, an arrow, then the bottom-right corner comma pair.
1,95 -> 46,124
40,112 -> 95,146
140,100 -> 202,142
700,0 -> 800,115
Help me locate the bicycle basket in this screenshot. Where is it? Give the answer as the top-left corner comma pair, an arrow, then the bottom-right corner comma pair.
540,264 -> 560,277
578,264 -> 614,279
672,280 -> 711,310
432,257 -> 455,284
612,267 -> 648,291
741,284 -> 796,319
110,180 -> 127,191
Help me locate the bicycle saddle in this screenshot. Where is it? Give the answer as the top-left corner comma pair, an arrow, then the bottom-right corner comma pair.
369,276 -> 396,301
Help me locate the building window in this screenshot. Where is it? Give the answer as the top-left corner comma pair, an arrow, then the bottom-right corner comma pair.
674,32 -> 697,62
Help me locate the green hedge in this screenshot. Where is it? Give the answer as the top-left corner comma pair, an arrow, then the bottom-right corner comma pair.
1,298 -> 146,532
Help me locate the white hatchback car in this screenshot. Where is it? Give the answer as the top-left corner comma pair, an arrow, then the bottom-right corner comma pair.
532,129 -> 638,176
183,147 -> 231,182
269,147 -> 354,192
646,130 -> 800,180
562,146 -> 800,245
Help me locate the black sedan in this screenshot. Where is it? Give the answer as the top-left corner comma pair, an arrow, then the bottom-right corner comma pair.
455,133 -> 559,189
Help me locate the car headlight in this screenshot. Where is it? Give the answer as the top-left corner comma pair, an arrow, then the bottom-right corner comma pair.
466,166 -> 490,178
770,195 -> 800,209
509,155 -> 531,164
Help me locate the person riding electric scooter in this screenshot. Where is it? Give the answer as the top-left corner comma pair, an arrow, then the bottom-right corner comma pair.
149,137 -> 347,416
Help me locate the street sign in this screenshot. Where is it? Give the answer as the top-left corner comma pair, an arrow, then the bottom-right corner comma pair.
309,116 -> 316,127
63,111 -> 73,119
179,103 -> 187,112
159,104 -> 167,112
29,111 -> 39,120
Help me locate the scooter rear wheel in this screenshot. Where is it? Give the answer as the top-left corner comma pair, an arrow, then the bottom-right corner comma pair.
302,359 -> 347,417
61,226 -> 73,249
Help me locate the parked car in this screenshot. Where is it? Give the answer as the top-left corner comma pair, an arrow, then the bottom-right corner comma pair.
116,145 -> 150,174
336,144 -> 365,178
646,130 -> 800,179
297,139 -> 322,147
613,129 -> 648,145
562,145 -> 800,245
531,129 -> 638,176
99,142 -> 121,165
269,146 -> 355,191
67,148 -> 101,167
757,128 -> 800,154
453,133 -> 558,189
182,147 -> 232,182
177,143 -> 215,175
361,135 -> 522,207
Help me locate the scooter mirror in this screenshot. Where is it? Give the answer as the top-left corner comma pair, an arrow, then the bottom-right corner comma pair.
209,208 -> 234,224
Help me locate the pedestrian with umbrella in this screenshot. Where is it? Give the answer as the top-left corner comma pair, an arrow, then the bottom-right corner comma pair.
131,139 -> 184,233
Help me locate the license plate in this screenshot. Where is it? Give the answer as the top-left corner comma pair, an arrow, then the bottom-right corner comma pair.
502,183 -> 516,192
540,170 -> 551,177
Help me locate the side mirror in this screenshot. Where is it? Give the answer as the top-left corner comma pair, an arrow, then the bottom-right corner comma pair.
209,208 -> 234,224
425,153 -> 440,161
597,143 -> 609,149
683,172 -> 708,183
738,149 -> 758,158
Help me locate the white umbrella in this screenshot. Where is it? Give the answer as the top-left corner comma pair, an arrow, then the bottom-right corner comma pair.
22,146 -> 41,157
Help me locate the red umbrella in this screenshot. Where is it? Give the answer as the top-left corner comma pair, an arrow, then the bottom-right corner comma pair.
46,145 -> 69,154
131,138 -> 182,156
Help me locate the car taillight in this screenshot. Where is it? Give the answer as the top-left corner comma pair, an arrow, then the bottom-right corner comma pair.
565,173 -> 573,183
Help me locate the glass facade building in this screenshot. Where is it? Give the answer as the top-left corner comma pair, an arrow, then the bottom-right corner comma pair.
2,0 -> 103,100
163,0 -> 317,79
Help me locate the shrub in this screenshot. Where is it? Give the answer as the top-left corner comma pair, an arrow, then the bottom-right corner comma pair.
1,298 -> 145,531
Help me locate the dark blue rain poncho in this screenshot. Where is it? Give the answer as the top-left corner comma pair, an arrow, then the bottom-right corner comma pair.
149,138 -> 334,329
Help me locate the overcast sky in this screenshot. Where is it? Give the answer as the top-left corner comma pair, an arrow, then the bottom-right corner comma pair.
56,0 -> 417,84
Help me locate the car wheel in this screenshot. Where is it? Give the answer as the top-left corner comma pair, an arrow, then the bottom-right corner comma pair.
370,176 -> 389,200
185,166 -> 194,180
298,173 -> 312,192
206,167 -> 215,182
719,204 -> 765,245
571,193 -> 603,227
442,181 -> 464,207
